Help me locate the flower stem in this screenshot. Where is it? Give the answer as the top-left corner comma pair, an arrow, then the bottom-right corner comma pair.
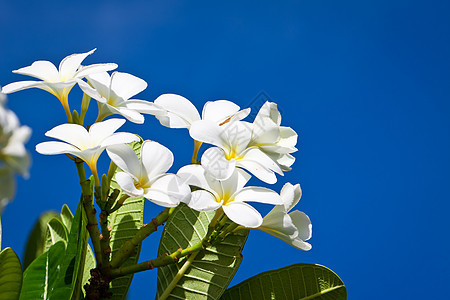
99,209 -> 112,276
75,160 -> 103,268
110,242 -> 203,278
109,207 -> 172,268
79,93 -> 91,126
191,140 -> 202,164
60,92 -> 73,123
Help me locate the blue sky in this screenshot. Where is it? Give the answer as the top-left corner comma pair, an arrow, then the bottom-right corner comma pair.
1,0 -> 449,299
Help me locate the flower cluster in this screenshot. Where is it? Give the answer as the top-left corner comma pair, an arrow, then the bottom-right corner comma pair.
2,49 -> 311,250
0,89 -> 31,212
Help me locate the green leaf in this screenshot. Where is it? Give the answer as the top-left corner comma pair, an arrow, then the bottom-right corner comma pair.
0,216 -> 2,249
57,203 -> 94,298
108,194 -> 145,299
20,241 -> 66,300
107,138 -> 145,300
60,204 -> 74,230
220,263 -> 347,300
23,211 -> 59,270
44,218 -> 69,252
80,243 -> 96,298
156,204 -> 249,299
49,200 -> 89,300
0,247 -> 23,299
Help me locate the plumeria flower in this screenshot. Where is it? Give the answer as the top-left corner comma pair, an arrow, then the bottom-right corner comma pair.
152,93 -> 250,130
1,49 -> 117,121
77,71 -> 162,124
190,119 -> 283,183
0,97 -> 32,177
247,101 -> 298,171
177,164 -> 283,228
257,183 -> 312,250
106,141 -> 191,207
35,118 -> 138,181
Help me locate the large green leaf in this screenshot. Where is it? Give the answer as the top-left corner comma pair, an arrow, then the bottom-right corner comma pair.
0,247 -> 22,299
156,204 -> 249,299
108,195 -> 145,299
20,241 -> 66,300
60,204 -> 74,230
23,211 -> 59,270
44,218 -> 69,252
48,200 -> 89,299
107,139 -> 145,300
220,263 -> 347,300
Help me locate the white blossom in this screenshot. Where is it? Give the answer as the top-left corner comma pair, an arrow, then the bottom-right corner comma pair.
178,165 -> 282,228
106,141 -> 191,207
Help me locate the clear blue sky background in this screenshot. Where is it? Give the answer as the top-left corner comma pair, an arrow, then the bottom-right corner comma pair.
1,0 -> 449,299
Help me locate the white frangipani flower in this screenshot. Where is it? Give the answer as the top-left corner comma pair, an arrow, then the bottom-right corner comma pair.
0,98 -> 32,177
77,71 -> 162,124
106,141 -> 191,207
177,165 -> 283,228
248,101 -> 298,171
257,183 -> 312,251
1,49 -> 117,120
35,118 -> 138,176
190,120 -> 283,183
152,93 -> 250,129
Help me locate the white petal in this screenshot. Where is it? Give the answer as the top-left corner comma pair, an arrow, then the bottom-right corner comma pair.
255,101 -> 281,126
222,201 -> 263,228
188,190 -> 221,212
278,126 -> 298,150
42,81 -> 76,98
251,117 -> 280,145
77,79 -> 104,101
115,172 -> 143,197
1,81 -> 52,94
290,210 -> 312,241
36,141 -> 80,155
145,174 -> 191,207
189,120 -> 227,148
140,141 -> 174,179
260,206 -> 298,238
75,63 -> 118,79
101,132 -> 139,147
85,72 -> 112,99
280,183 -> 302,212
221,121 -> 252,154
239,147 -> 283,182
110,72 -> 147,100
154,94 -> 200,128
126,100 -> 165,115
13,60 -> 59,82
202,100 -> 240,123
290,239 -> 312,251
177,164 -> 217,195
59,49 -> 96,80
106,144 -> 142,180
266,152 -> 295,171
201,147 -> 236,180
115,107 -> 145,124
45,123 -> 89,149
88,118 -> 125,144
219,168 -> 251,196
229,108 -> 251,123
234,186 -> 282,205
